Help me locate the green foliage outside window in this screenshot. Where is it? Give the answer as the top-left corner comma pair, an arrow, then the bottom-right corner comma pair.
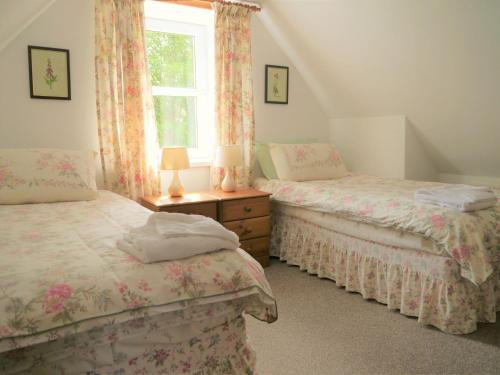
146,30 -> 197,148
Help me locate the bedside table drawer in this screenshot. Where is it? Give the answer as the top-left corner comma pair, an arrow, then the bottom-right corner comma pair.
161,202 -> 217,220
221,197 -> 270,221
240,237 -> 269,258
224,216 -> 270,240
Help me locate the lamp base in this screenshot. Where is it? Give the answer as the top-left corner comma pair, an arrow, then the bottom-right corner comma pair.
168,170 -> 185,197
221,171 -> 236,192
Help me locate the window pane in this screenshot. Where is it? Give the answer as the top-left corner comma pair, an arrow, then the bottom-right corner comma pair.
146,31 -> 195,88
154,96 -> 197,148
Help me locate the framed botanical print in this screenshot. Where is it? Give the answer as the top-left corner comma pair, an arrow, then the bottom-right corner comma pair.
28,46 -> 71,100
265,65 -> 289,104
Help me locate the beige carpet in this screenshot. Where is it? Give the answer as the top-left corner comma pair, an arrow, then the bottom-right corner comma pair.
246,260 -> 500,375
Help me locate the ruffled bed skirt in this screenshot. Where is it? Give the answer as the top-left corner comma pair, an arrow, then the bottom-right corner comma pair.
271,211 -> 500,334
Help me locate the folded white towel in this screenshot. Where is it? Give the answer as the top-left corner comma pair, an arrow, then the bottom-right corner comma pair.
415,184 -> 496,212
117,212 -> 240,263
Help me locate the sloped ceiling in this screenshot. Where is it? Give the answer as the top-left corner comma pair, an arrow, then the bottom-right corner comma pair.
260,0 -> 500,177
0,0 -> 55,52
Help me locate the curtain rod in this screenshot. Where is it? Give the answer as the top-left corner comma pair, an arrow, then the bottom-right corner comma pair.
157,0 -> 261,12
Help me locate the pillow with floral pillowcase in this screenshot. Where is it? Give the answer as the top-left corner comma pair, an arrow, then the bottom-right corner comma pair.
256,139 -> 318,180
268,143 -> 348,181
0,148 -> 98,204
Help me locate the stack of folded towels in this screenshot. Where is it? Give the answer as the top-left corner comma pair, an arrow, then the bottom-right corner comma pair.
117,212 -> 240,263
415,184 -> 497,212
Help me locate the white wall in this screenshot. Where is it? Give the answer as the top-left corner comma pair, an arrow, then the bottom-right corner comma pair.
330,116 -> 406,179
251,16 -> 328,144
330,115 -> 437,181
0,0 -> 98,153
404,122 -> 438,181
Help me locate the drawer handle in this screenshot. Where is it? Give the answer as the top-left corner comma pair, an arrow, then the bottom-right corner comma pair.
243,206 -> 252,213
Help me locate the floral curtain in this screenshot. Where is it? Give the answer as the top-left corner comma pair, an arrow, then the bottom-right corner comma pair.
95,0 -> 160,200
211,3 -> 256,189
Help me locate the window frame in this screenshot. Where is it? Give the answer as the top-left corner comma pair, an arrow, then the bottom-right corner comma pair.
145,2 -> 215,166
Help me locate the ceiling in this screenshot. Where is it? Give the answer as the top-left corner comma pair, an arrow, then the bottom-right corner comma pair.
0,0 -> 56,52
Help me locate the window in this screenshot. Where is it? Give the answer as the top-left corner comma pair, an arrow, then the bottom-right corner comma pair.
145,2 -> 214,164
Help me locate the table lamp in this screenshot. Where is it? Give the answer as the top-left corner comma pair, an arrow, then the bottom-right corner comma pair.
215,145 -> 242,192
161,147 -> 190,197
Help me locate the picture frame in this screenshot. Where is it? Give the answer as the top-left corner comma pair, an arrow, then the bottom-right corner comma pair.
265,65 -> 289,104
28,45 -> 71,100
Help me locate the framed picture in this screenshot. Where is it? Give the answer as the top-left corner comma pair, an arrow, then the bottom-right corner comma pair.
28,45 -> 71,100
265,65 -> 289,104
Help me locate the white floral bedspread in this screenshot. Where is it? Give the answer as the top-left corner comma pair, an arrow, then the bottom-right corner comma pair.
0,191 -> 276,348
255,175 -> 500,285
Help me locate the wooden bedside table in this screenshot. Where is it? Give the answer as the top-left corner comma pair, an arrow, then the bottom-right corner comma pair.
209,189 -> 271,267
141,193 -> 219,220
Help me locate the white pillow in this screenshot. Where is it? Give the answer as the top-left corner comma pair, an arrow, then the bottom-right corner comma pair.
269,143 -> 348,181
0,148 -> 98,204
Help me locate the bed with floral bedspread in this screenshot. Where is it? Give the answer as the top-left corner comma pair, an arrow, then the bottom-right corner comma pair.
0,191 -> 277,374
255,174 -> 499,334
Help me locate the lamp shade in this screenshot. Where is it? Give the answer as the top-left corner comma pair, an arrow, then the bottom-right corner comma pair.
214,145 -> 243,167
161,147 -> 190,170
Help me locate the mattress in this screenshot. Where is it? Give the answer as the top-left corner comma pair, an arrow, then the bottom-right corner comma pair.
272,203 -> 441,255
0,191 -> 277,354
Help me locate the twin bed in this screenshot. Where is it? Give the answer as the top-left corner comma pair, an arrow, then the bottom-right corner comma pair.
0,157 -> 276,375
0,191 -> 277,374
254,174 -> 499,334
